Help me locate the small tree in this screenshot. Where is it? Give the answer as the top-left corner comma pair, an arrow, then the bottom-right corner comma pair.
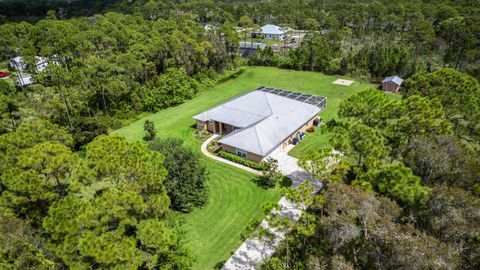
238,15 -> 253,41
148,138 -> 208,212
260,181 -> 324,269
256,157 -> 283,188
143,120 -> 156,141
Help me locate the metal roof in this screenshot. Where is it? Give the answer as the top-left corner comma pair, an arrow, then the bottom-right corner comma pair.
261,24 -> 285,35
194,88 -> 326,156
382,75 -> 404,86
193,91 -> 272,128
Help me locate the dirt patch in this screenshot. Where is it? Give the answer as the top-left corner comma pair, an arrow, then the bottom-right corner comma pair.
333,79 -> 354,86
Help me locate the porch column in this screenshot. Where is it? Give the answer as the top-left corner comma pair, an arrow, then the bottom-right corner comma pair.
213,121 -> 216,134
219,122 -> 223,135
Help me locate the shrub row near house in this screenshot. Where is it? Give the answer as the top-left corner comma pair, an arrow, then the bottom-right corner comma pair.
218,151 -> 267,170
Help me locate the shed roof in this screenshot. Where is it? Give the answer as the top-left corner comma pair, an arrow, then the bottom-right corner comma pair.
193,88 -> 324,156
382,75 -> 404,86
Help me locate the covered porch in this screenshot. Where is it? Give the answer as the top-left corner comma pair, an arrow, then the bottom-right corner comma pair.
196,119 -> 236,136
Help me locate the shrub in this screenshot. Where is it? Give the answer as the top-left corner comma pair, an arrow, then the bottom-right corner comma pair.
207,138 -> 221,153
255,158 -> 283,188
306,126 -> 315,133
149,138 -> 208,212
194,129 -> 211,141
218,151 -> 266,170
143,120 -> 156,141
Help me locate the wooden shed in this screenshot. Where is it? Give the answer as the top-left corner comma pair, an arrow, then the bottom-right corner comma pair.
382,76 -> 404,92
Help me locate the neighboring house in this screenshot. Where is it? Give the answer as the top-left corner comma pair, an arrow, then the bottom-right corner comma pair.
239,41 -> 267,57
194,87 -> 327,162
9,56 -> 50,73
15,74 -> 34,87
258,24 -> 286,40
382,75 -> 404,92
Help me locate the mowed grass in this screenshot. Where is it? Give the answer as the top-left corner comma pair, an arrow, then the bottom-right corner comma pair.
114,67 -> 375,269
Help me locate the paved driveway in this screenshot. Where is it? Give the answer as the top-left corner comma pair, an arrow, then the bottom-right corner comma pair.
268,145 -> 312,187
222,145 -> 321,270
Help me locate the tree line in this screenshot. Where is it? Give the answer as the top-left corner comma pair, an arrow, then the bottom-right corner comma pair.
239,0 -> 479,80
0,11 -> 239,149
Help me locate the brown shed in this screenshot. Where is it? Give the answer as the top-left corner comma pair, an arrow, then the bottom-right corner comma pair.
382,76 -> 404,93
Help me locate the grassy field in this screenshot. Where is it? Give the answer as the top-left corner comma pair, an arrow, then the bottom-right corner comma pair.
114,66 -> 375,269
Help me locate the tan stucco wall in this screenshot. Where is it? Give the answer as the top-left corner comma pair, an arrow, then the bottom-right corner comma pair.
280,115 -> 317,150
383,82 -> 400,92
222,144 -> 236,154
221,144 -> 263,163
247,152 -> 263,163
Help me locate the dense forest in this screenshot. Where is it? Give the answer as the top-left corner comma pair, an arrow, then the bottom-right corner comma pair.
0,0 -> 479,269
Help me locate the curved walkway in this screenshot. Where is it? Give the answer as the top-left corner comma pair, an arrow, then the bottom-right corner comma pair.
201,134 -> 262,175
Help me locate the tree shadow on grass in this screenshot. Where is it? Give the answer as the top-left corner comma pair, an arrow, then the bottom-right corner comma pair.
216,68 -> 246,84
280,176 -> 293,188
251,175 -> 292,189
214,260 -> 226,270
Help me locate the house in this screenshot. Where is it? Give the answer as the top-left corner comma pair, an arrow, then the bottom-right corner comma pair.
9,56 -> 50,73
258,24 -> 286,40
15,74 -> 34,87
194,87 -> 327,162
239,41 -> 267,57
382,76 -> 404,92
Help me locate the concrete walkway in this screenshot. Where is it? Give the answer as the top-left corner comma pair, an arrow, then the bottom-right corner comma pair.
221,146 -> 321,270
201,134 -> 262,175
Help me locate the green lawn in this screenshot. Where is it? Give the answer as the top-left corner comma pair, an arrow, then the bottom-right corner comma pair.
114,66 -> 375,269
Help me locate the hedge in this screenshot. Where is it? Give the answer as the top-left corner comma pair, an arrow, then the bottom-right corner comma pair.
218,151 -> 267,170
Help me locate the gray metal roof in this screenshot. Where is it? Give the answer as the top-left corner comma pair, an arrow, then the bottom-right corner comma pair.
194,88 -> 325,156
382,76 -> 404,86
193,91 -> 272,128
261,24 -> 285,35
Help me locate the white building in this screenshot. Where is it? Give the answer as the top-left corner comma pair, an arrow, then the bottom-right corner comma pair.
15,74 -> 34,87
259,24 -> 286,40
9,56 -> 50,73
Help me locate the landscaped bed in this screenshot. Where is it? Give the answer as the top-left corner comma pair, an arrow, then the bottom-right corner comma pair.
114,66 -> 375,269
206,136 -> 267,170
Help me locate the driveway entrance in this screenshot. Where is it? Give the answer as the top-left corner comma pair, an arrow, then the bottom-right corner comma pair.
267,145 -> 315,188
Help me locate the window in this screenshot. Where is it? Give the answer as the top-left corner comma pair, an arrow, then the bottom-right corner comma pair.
236,148 -> 247,158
